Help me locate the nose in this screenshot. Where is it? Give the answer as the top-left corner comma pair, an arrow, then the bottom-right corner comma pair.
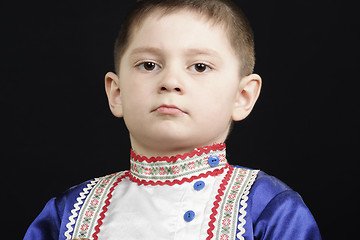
160,86 -> 182,92
158,69 -> 184,94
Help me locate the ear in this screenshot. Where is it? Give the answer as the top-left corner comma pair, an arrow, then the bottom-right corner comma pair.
105,72 -> 123,118
232,74 -> 262,121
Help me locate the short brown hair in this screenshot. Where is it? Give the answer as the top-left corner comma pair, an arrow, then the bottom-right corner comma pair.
114,0 -> 255,77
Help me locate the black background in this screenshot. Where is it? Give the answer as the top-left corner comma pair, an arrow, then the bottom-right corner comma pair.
3,0 -> 359,239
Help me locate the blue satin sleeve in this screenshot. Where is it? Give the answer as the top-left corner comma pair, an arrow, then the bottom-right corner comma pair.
253,190 -> 321,239
237,170 -> 321,240
24,180 -> 94,240
24,198 -> 61,240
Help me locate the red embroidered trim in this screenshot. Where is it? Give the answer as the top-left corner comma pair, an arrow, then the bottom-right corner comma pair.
131,143 -> 226,163
206,166 -> 234,240
129,164 -> 229,186
92,171 -> 130,240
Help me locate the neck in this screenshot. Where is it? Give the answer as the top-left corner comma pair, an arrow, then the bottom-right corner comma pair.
131,145 -> 195,158
129,135 -> 225,158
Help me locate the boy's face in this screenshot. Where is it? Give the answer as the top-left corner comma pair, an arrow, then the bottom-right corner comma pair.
106,10 -> 261,156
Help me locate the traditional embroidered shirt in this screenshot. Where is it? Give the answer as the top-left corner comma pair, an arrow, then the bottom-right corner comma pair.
24,143 -> 321,240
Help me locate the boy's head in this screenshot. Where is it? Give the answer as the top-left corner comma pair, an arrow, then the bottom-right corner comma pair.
105,0 -> 261,157
114,0 -> 255,78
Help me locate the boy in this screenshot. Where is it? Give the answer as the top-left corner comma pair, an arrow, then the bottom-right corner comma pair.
24,0 -> 321,239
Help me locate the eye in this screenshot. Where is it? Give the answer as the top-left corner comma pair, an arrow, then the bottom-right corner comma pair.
137,61 -> 161,71
189,63 -> 212,73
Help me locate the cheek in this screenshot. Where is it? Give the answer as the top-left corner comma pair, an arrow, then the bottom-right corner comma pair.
120,74 -> 153,109
122,90 -> 149,118
210,84 -> 238,120
193,86 -> 235,123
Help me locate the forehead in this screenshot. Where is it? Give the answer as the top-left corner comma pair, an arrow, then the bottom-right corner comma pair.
125,9 -> 235,58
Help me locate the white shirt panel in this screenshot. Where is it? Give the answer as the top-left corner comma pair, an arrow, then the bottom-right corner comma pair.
98,171 -> 226,240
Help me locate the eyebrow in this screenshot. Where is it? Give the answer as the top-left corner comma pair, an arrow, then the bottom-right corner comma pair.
129,47 -> 222,59
129,47 -> 163,56
184,48 -> 222,59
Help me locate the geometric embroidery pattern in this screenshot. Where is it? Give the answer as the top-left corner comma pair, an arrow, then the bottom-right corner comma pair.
64,178 -> 99,239
70,171 -> 127,239
237,169 -> 259,240
130,143 -> 228,185
207,167 -> 259,240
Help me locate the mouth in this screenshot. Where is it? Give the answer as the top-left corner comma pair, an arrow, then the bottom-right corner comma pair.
152,104 -> 187,116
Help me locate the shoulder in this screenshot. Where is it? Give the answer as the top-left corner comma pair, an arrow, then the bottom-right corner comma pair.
55,172 -> 125,217
251,172 -> 321,239
24,178 -> 98,240
45,172 -> 126,239
232,166 -> 293,221
232,166 -> 321,239
55,178 -> 97,210
237,168 -> 307,220
248,170 -> 294,220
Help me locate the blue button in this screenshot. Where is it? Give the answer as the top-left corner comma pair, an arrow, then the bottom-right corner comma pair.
193,181 -> 205,191
184,210 -> 195,222
208,155 -> 220,167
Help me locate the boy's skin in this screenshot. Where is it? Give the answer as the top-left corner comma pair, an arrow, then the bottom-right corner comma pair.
105,9 -> 261,158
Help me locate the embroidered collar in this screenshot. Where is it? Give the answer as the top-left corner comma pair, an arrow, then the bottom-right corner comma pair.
129,143 -> 229,185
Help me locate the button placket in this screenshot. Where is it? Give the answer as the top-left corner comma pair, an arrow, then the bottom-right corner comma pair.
183,154 -> 220,224
183,180 -> 206,223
